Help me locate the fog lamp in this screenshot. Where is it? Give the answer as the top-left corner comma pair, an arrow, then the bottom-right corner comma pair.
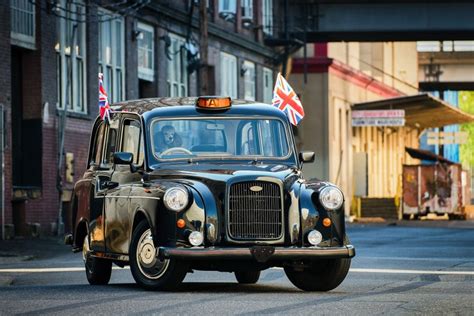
188,231 -> 204,246
307,230 -> 322,246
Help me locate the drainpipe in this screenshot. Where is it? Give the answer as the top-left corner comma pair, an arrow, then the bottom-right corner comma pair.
57,24 -> 77,236
0,104 -> 4,240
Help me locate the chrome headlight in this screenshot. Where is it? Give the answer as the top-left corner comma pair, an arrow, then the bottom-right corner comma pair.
319,186 -> 344,210
163,187 -> 189,212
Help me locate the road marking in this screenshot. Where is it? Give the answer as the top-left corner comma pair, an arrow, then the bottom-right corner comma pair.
0,266 -> 472,275
349,268 -> 474,275
0,266 -> 129,273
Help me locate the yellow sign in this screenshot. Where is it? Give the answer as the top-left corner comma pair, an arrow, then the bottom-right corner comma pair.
196,97 -> 232,109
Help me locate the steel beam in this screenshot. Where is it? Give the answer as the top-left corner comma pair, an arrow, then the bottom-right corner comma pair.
287,1 -> 474,42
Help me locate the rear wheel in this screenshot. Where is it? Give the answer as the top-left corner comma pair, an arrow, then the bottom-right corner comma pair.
284,258 -> 351,291
234,270 -> 260,284
83,236 -> 112,285
129,220 -> 187,291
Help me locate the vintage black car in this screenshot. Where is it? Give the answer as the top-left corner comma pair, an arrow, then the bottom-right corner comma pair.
65,96 -> 355,291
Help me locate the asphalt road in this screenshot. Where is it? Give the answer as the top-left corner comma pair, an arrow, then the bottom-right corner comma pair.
0,222 -> 473,315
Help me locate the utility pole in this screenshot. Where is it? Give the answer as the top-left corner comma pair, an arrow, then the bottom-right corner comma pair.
199,0 -> 209,95
282,0 -> 289,78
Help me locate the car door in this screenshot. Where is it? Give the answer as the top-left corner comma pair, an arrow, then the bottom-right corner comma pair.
88,119 -> 119,253
104,116 -> 144,255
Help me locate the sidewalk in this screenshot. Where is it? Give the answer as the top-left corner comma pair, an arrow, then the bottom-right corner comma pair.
349,218 -> 474,229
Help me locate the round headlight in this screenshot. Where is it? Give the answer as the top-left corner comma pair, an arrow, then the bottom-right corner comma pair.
163,187 -> 189,212
319,186 -> 344,210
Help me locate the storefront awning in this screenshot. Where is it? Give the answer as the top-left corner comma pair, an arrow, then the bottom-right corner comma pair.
353,93 -> 474,129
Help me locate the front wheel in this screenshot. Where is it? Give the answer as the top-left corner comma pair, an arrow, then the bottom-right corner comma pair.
130,220 -> 188,291
234,270 -> 260,284
83,235 -> 112,285
284,258 -> 351,291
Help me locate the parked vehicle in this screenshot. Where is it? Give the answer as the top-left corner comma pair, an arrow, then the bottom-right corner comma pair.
65,96 -> 355,291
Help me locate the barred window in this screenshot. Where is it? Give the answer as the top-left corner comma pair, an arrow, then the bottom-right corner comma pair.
137,22 -> 155,82
55,0 -> 87,113
167,34 -> 188,97
98,9 -> 125,104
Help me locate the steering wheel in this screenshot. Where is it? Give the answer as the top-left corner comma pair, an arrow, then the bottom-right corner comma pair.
159,147 -> 193,157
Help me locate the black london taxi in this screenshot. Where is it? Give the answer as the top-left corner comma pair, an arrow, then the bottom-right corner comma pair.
65,96 -> 355,291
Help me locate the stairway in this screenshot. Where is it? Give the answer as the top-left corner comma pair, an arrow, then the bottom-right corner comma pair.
360,198 -> 399,219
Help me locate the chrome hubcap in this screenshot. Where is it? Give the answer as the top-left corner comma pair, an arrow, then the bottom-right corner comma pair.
136,228 -> 169,279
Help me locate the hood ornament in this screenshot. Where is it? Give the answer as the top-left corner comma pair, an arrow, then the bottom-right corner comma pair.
249,185 -> 263,192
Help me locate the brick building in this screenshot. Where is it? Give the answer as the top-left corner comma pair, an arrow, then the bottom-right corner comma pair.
0,0 -> 279,237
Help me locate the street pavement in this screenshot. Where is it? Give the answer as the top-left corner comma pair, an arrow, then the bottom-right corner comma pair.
0,221 -> 473,315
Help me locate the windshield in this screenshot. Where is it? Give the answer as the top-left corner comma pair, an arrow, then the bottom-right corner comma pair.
150,118 -> 291,160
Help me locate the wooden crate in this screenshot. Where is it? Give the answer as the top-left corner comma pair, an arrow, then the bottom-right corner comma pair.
462,205 -> 474,220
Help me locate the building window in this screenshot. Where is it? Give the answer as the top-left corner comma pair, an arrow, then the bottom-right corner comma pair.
262,0 -> 273,35
167,34 -> 188,97
55,0 -> 87,113
219,0 -> 236,20
98,9 -> 125,104
137,22 -> 154,82
220,52 -> 238,99
263,67 -> 273,104
10,0 -> 35,49
417,41 -> 474,52
243,61 -> 256,101
241,0 -> 253,22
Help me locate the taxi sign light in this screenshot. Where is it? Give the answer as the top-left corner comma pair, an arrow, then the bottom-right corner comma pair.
196,97 -> 231,109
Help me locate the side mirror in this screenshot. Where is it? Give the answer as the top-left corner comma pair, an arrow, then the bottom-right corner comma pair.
299,151 -> 315,164
113,152 -> 133,165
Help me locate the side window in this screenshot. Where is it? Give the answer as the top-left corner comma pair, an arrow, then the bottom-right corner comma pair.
91,122 -> 106,166
122,120 -> 144,165
240,122 -> 259,155
103,127 -> 118,166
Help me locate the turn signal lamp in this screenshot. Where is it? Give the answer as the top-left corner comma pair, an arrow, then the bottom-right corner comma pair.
176,219 -> 186,229
196,96 -> 232,109
322,218 -> 332,227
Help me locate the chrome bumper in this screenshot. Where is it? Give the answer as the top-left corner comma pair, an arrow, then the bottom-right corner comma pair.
158,245 -> 355,262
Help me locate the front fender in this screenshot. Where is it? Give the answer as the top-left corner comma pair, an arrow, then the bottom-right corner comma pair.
302,181 -> 346,247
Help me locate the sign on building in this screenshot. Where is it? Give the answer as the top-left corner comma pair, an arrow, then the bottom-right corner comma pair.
352,110 -> 405,127
426,131 -> 468,145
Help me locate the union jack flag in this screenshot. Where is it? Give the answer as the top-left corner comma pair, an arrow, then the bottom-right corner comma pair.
98,73 -> 111,121
272,73 -> 305,126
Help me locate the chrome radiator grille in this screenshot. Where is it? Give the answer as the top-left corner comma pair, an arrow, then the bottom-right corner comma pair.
228,181 -> 283,240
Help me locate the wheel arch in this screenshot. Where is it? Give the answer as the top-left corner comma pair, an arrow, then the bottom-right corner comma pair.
131,209 -> 153,239
74,219 -> 89,250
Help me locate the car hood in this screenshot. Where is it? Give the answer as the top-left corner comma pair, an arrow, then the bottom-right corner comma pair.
148,163 -> 299,185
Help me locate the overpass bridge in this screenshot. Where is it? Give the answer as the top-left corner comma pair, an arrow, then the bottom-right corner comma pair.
268,0 -> 474,44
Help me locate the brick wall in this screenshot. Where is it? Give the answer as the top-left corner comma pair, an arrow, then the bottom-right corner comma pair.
0,2 -> 279,235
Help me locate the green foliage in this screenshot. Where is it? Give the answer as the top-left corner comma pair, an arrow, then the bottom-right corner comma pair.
459,91 -> 474,168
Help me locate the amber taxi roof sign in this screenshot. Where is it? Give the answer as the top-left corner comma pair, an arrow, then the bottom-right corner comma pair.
196,96 -> 232,110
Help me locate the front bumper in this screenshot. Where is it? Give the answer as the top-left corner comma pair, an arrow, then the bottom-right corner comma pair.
158,245 -> 355,263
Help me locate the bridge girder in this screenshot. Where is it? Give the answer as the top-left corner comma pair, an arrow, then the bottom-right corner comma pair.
283,1 -> 474,42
